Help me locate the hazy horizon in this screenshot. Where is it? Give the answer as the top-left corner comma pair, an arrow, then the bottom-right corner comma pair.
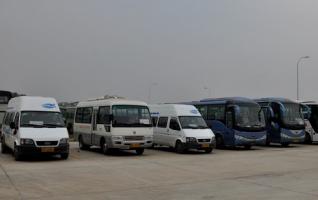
1,0 -> 317,103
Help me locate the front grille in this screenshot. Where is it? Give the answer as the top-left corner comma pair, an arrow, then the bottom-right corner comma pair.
198,139 -> 211,143
36,141 -> 58,146
124,136 -> 144,141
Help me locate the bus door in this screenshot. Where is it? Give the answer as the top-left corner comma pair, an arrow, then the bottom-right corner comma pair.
91,107 -> 99,146
225,107 -> 235,144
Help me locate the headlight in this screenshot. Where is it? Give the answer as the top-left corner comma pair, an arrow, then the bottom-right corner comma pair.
186,137 -> 197,143
211,136 -> 215,141
112,136 -> 123,141
60,138 -> 69,144
20,138 -> 34,145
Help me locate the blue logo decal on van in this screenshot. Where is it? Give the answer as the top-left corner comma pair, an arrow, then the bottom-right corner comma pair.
42,103 -> 56,109
191,110 -> 198,114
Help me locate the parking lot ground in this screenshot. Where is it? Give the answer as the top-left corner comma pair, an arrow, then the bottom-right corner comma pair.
1,143 -> 318,200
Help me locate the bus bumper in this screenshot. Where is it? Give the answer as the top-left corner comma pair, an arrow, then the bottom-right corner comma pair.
281,129 -> 305,143
234,134 -> 266,146
108,137 -> 153,150
16,143 -> 69,155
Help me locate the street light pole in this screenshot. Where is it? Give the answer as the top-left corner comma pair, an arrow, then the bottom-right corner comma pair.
297,56 -> 310,100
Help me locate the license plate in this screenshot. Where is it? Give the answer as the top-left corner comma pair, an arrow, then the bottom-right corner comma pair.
202,144 -> 210,148
294,139 -> 299,143
41,147 -> 55,153
130,144 -> 140,148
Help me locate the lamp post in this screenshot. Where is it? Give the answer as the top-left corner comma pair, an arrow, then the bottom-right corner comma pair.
203,86 -> 212,97
148,82 -> 158,103
297,56 -> 310,100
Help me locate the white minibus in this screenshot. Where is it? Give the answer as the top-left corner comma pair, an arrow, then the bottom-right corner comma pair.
74,97 -> 153,155
149,104 -> 216,153
1,96 -> 69,160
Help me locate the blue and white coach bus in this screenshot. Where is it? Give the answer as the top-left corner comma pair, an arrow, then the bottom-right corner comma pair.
255,98 -> 305,146
184,97 -> 267,149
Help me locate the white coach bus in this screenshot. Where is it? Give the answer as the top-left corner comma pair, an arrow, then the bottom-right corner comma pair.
74,97 -> 153,155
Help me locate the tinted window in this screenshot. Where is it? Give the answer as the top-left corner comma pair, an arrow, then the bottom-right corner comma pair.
169,118 -> 181,131
82,107 -> 93,124
75,107 -> 93,124
75,108 -> 83,123
152,117 -> 159,126
157,117 -> 168,128
97,106 -> 111,124
207,105 -> 225,120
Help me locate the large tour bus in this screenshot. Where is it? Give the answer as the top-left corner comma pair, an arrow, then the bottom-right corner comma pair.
184,97 -> 267,149
73,97 -> 153,155
255,98 -> 305,146
300,101 -> 318,143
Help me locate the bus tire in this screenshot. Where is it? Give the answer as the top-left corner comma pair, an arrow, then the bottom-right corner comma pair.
100,139 -> 111,155
175,141 -> 185,154
13,144 -> 22,161
305,133 -> 312,144
136,148 -> 144,155
79,135 -> 89,150
265,137 -> 271,146
205,148 -> 213,153
281,143 -> 289,147
216,135 -> 224,148
1,138 -> 10,154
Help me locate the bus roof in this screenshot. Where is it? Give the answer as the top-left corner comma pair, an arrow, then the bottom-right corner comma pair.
77,98 -> 148,108
183,97 -> 259,106
254,97 -> 297,104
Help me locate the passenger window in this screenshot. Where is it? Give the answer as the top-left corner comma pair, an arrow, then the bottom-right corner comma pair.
75,108 -> 83,123
169,118 -> 181,131
9,113 -> 15,124
82,107 -> 93,124
207,105 -> 225,121
157,117 -> 168,128
97,106 -> 111,124
152,117 -> 159,126
4,113 -> 9,125
14,113 -> 19,127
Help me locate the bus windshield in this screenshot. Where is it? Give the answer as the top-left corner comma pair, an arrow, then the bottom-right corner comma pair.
112,105 -> 152,127
282,103 -> 304,126
236,104 -> 266,129
178,116 -> 209,129
20,111 -> 65,128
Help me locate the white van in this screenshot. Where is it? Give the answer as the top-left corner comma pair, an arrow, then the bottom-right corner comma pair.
1,96 -> 69,160
149,104 -> 216,153
74,97 -> 153,155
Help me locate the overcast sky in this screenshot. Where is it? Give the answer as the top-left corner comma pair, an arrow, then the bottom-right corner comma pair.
1,0 -> 317,103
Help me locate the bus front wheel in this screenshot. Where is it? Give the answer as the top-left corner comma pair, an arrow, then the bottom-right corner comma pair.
136,148 -> 144,155
244,145 -> 252,150
175,141 -> 186,154
305,133 -> 312,144
281,143 -> 289,147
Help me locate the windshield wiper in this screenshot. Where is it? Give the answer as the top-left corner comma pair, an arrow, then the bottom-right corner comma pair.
21,124 -> 45,128
43,123 -> 65,128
